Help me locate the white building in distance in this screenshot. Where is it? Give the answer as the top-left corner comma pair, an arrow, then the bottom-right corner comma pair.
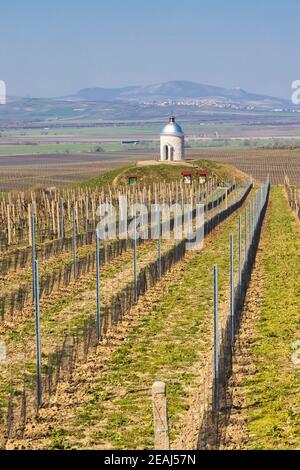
0,80 -> 6,105
160,115 -> 184,161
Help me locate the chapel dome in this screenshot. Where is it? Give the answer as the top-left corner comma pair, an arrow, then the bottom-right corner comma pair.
161,116 -> 184,137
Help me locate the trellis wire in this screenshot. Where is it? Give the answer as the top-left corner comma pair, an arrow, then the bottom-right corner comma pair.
0,183 -> 248,321
173,177 -> 270,449
1,177 -> 225,251
0,178 -> 233,275
1,180 -> 252,441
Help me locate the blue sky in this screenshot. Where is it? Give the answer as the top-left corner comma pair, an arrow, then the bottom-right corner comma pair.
0,0 -> 299,98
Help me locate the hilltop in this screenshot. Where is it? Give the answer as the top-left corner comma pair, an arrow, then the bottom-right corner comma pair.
0,81 -> 294,127
75,80 -> 287,108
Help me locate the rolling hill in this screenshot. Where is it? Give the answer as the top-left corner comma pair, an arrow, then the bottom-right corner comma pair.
74,80 -> 288,106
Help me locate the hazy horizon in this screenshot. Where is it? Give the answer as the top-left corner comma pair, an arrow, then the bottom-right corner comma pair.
1,0 -> 299,100
6,79 -> 290,101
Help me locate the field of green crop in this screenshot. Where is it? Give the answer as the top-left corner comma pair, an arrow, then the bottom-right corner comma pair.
0,142 -> 128,155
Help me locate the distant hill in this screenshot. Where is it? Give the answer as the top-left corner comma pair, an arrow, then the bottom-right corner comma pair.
74,80 -> 288,107
0,81 -> 294,126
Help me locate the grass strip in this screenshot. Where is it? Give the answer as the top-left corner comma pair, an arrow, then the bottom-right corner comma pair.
245,187 -> 300,450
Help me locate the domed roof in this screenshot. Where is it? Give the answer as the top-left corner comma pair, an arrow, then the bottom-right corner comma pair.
161,116 -> 184,137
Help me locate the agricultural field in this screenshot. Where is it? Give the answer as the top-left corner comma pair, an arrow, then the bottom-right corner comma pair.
0,157 -> 299,451
188,148 -> 300,184
0,151 -> 154,192
1,122 -> 300,192
2,0 -> 300,457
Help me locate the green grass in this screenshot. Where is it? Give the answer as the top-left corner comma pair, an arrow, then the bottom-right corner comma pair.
2,139 -> 300,157
246,187 -> 300,450
0,124 -> 242,139
75,165 -> 134,188
0,142 -> 126,155
187,137 -> 300,149
47,429 -> 72,450
57,194 -> 250,449
76,163 -> 195,189
3,123 -> 300,152
77,159 -> 245,190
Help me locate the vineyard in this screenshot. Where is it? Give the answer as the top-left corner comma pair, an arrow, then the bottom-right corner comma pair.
188,148 -> 300,184
2,0 -> 300,457
1,146 -> 300,192
284,176 -> 300,219
0,160 -> 299,450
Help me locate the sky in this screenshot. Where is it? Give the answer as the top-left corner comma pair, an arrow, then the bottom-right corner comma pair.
0,0 -> 299,98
